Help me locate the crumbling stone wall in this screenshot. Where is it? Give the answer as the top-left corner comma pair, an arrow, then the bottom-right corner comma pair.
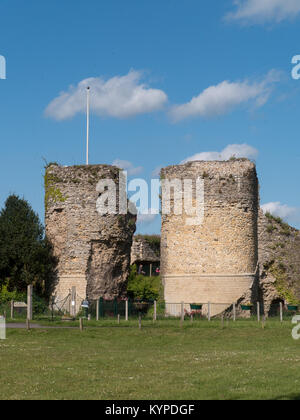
161,159 -> 259,316
45,164 -> 136,310
258,210 -> 300,314
131,237 -> 160,265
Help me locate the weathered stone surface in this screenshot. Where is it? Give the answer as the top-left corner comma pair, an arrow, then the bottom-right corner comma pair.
258,210 -> 300,314
45,164 -> 136,309
161,159 -> 259,316
131,237 -> 160,265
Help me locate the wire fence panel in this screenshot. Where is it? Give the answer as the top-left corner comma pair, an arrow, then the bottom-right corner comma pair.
49,294 -> 71,317
88,298 -> 155,319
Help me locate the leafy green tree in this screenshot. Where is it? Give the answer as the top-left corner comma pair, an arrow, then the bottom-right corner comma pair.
0,195 -> 56,299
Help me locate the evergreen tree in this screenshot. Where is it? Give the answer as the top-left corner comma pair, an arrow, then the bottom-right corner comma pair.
0,195 -> 56,298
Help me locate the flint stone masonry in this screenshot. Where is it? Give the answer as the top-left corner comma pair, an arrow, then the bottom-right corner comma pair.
258,210 -> 300,314
45,164 -> 136,310
161,159 -> 259,316
131,237 -> 160,265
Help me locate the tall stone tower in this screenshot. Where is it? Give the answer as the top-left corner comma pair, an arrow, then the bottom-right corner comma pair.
45,164 -> 136,309
161,159 -> 259,315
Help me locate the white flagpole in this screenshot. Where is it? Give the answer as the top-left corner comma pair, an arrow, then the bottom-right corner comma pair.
86,86 -> 90,165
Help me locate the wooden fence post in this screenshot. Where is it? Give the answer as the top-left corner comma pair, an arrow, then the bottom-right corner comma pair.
262,315 -> 266,329
79,317 -> 83,332
27,285 -> 33,321
233,303 -> 236,322
11,300 -> 14,320
71,287 -> 76,318
257,302 -> 260,323
96,299 -> 99,321
208,302 -> 211,322
125,299 -> 129,321
117,314 -> 120,324
181,302 -> 184,326
154,300 -> 157,322
280,302 -> 283,322
139,314 -> 142,329
0,316 -> 5,340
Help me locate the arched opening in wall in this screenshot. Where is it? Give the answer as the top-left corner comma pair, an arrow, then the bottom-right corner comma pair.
268,298 -> 284,318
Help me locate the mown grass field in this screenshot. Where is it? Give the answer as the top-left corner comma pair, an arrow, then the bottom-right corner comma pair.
1,319 -> 300,400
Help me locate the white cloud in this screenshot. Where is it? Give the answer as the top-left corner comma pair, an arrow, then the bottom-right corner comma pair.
226,0 -> 300,24
152,166 -> 162,177
45,70 -> 168,120
261,202 -> 298,220
181,143 -> 258,164
170,71 -> 280,122
112,159 -> 143,176
137,209 -> 158,225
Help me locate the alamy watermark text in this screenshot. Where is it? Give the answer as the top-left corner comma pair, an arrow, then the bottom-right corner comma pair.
0,55 -> 6,80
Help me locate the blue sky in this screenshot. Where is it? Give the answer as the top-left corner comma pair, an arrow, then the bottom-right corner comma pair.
1,0 -> 300,233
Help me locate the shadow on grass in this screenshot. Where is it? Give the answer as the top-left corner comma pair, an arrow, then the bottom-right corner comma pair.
270,394 -> 300,401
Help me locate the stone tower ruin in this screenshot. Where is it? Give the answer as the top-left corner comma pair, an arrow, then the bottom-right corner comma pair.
45,164 -> 136,310
161,159 -> 259,316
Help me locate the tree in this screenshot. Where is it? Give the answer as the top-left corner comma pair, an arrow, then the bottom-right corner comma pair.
0,195 -> 56,299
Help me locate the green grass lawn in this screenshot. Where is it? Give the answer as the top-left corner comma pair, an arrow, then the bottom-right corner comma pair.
1,319 -> 300,400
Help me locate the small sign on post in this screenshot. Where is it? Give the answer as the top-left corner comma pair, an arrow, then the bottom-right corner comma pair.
14,302 -> 27,308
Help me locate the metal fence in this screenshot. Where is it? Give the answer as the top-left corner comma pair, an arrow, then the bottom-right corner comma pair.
1,291 -> 299,322
82,299 -> 299,321
88,298 -> 155,319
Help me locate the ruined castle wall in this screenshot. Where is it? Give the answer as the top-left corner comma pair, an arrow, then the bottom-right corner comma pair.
258,210 -> 300,314
130,237 -> 160,265
161,160 -> 259,315
45,164 -> 136,310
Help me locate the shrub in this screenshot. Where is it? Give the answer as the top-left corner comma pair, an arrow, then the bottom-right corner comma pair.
267,224 -> 276,233
127,265 -> 162,301
0,283 -> 26,303
0,283 -> 48,315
